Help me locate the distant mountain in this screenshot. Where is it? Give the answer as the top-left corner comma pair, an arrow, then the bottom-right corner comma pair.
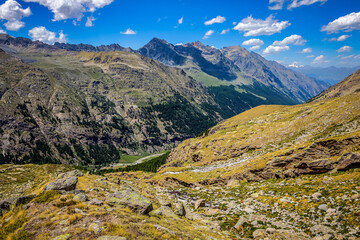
289,65 -> 360,85
138,38 -> 329,104
54,42 -> 134,52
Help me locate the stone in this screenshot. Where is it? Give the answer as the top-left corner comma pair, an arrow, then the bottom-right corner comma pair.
310,224 -> 334,235
89,198 -> 104,206
194,199 -> 206,209
153,224 -> 175,236
89,221 -> 104,234
97,236 -> 126,240
52,234 -> 71,240
244,207 -> 254,214
149,206 -> 177,218
227,178 -> 240,187
351,194 -> 359,199
312,192 -> 322,198
44,177 -> 78,192
0,194 -> 37,216
234,216 -> 248,230
74,193 -> 88,202
253,229 -> 266,239
205,208 -> 221,215
266,228 -> 276,234
156,196 -> 171,207
337,153 -> 360,171
106,189 -> 153,215
318,204 -> 328,211
227,201 -> 237,209
174,202 -> 186,216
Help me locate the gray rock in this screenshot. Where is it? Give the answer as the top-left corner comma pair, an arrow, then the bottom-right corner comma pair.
0,194 -> 36,216
312,192 -> 322,198
194,199 -> 206,209
89,198 -> 104,206
89,221 -> 103,234
44,176 -> 78,192
106,189 -> 153,215
174,202 -> 186,216
253,229 -> 266,239
149,206 -> 177,218
234,216 -> 248,230
153,224 -> 175,236
310,224 -> 334,235
74,193 -> 88,202
52,234 -> 71,240
156,196 -> 171,207
318,204 -> 328,211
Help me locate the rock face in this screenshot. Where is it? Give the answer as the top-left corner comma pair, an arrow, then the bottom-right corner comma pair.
106,189 -> 153,214
44,171 -> 81,191
44,177 -> 78,192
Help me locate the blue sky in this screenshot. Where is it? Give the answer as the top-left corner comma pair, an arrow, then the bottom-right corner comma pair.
0,0 -> 360,67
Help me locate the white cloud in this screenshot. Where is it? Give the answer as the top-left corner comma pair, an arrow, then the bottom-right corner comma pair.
337,46 -> 352,53
263,45 -> 290,54
0,28 -> 6,33
287,0 -> 327,10
269,0 -> 285,10
273,34 -> 306,46
203,29 -> 214,39
306,55 -> 315,58
250,45 -> 261,50
120,28 -> 136,35
301,47 -> 312,53
243,38 -> 264,46
312,54 -> 329,64
288,61 -> 304,68
204,16 -> 226,25
28,26 -> 66,44
220,29 -> 229,35
242,38 -> 264,51
85,16 -> 95,27
321,12 -> 360,33
269,0 -> 327,10
328,34 -> 351,42
340,54 -> 360,60
233,15 -> 290,36
232,21 -> 237,25
0,0 -> 31,31
178,16 -> 183,24
23,0 -> 113,21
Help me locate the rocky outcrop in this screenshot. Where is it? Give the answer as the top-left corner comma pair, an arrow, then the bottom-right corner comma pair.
0,194 -> 36,216
44,170 -> 81,191
106,188 -> 153,214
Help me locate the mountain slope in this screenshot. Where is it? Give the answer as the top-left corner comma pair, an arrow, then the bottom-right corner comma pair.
138,38 -> 328,104
0,48 -> 221,165
157,69 -> 360,184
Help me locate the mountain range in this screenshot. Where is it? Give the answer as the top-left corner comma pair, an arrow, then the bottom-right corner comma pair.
0,33 -> 343,166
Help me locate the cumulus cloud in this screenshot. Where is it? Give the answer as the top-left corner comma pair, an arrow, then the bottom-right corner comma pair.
0,0 -> 31,31
28,26 -> 66,44
203,29 -> 214,39
337,46 -> 352,53
178,16 -> 183,24
204,16 -> 226,25
23,0 -> 113,21
287,0 -> 327,10
301,47 -> 312,53
273,34 -> 306,46
233,15 -> 290,36
0,28 -> 6,33
263,45 -> 290,54
242,38 -> 264,50
220,29 -> 229,35
85,16 -> 95,27
328,35 -> 351,42
321,12 -> 360,33
120,28 -> 136,35
312,55 -> 328,64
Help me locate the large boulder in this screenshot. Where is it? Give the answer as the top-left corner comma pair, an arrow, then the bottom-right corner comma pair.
106,189 -> 153,214
58,170 -> 84,178
44,176 -> 78,192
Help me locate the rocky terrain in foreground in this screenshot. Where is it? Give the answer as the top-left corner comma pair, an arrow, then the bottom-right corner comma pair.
0,165 -> 359,239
